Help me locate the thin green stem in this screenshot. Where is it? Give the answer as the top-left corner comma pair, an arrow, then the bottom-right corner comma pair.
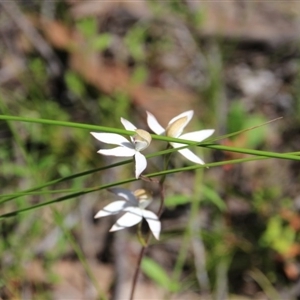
0,160 -> 133,205
2,152 -> 300,219
157,145 -> 171,215
170,225 -> 191,291
0,114 -> 282,145
0,115 -> 132,135
190,169 -> 210,295
202,144 -> 300,161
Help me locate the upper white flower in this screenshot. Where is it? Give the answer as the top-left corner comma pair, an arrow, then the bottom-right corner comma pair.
146,110 -> 214,164
91,118 -> 152,178
95,188 -> 161,240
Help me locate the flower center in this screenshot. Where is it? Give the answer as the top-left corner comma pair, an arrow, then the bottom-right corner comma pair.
134,189 -> 152,208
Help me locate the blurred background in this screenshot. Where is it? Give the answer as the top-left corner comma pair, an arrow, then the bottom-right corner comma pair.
1,0 -> 300,299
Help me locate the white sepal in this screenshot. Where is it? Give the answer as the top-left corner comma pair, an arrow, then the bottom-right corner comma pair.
94,200 -> 127,218
146,111 -> 165,135
120,118 -> 137,131
98,147 -> 135,157
180,129 -> 214,142
134,152 -> 147,178
110,210 -> 142,231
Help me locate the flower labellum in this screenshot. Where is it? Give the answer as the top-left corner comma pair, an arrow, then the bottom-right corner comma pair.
133,129 -> 152,152
94,188 -> 161,240
90,118 -> 152,178
146,110 -> 214,164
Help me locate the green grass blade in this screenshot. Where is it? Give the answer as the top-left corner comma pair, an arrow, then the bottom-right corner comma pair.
0,155 -> 276,219
202,145 -> 300,161
0,115 -> 132,135
0,116 -> 296,160
2,149 -> 300,217
0,177 -> 136,219
0,159 -> 133,205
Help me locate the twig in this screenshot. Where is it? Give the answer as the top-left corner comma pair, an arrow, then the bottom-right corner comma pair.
129,235 -> 151,300
41,0 -> 56,20
0,0 -> 62,77
129,152 -> 169,299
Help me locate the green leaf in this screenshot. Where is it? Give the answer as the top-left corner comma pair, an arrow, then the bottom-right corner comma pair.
141,257 -> 179,292
92,33 -> 112,51
243,115 -> 267,148
165,195 -> 191,207
227,101 -> 245,133
260,216 -> 296,254
131,65 -> 148,84
164,187 -> 226,211
202,185 -> 227,211
65,71 -> 85,97
77,18 -> 97,38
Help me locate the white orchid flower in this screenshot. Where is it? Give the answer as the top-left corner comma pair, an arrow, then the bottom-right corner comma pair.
95,188 -> 161,240
91,118 -> 152,178
146,110 -> 214,164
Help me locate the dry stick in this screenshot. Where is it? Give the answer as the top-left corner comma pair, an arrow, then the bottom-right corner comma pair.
129,234 -> 151,300
0,0 -> 62,77
129,181 -> 165,300
129,152 -> 170,300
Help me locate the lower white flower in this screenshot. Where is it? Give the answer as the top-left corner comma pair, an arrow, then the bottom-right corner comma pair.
146,110 -> 214,164
90,118 -> 152,178
95,188 -> 161,240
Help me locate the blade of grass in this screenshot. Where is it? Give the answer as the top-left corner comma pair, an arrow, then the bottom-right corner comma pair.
0,154 -> 286,219
1,114 -> 299,160
2,138 -> 300,204
0,188 -> 103,198
0,115 -> 284,146
0,115 -> 132,135
202,144 -> 300,161
0,145 -> 182,205
0,159 -> 132,205
248,268 -> 280,300
0,177 -> 136,218
207,117 -> 283,143
1,147 -> 300,209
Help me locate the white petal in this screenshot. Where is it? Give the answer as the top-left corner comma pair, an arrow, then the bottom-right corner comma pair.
90,132 -> 130,146
146,111 -> 165,135
110,210 -> 142,231
176,148 -> 205,164
180,129 -> 215,142
168,110 -> 193,129
98,146 -> 135,157
134,151 -> 147,178
142,210 -> 161,240
109,188 -> 138,204
120,118 -> 137,131
94,200 -> 127,218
